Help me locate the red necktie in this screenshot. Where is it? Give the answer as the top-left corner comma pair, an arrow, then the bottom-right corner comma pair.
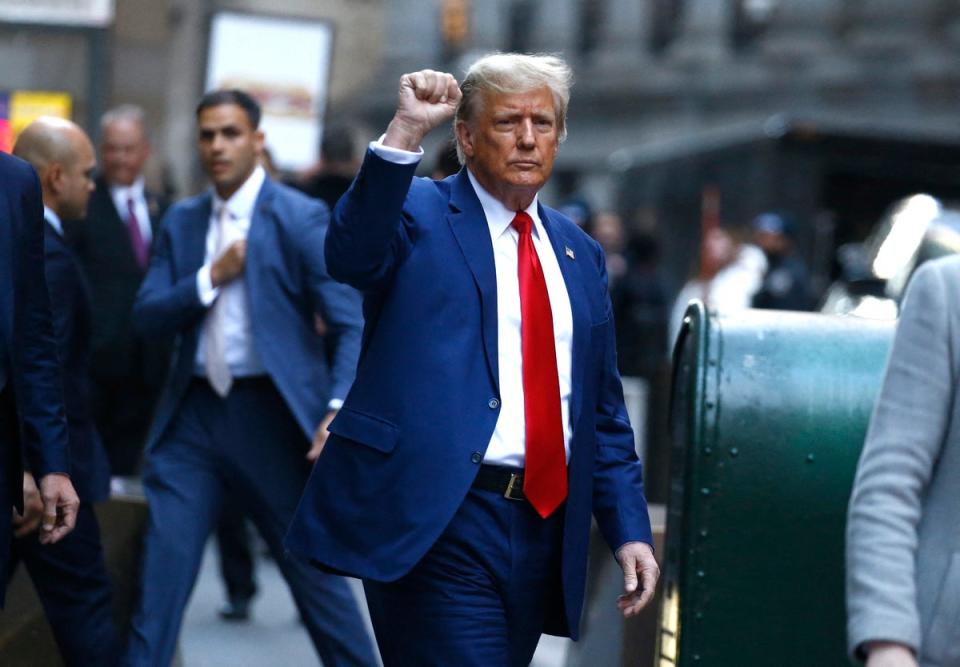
126,197 -> 149,271
512,211 -> 567,518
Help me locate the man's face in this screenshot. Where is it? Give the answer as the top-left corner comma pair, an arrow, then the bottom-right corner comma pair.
197,103 -> 263,199
100,118 -> 149,187
56,134 -> 97,220
457,87 -> 559,207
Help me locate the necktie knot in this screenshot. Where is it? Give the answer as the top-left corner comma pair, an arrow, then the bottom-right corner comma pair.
511,211 -> 533,236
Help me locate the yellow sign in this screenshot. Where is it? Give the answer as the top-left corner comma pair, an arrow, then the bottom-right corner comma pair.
10,91 -> 72,139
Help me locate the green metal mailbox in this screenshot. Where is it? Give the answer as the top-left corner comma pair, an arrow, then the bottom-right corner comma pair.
656,302 -> 894,667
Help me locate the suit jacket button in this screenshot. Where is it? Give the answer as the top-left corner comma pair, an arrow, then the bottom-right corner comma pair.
488,398 -> 500,409
471,452 -> 482,464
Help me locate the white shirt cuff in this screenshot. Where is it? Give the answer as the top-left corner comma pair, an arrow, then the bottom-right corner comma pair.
196,264 -> 220,306
370,134 -> 423,165
327,398 -> 344,412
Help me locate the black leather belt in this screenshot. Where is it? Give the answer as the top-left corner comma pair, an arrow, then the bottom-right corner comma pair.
473,464 -> 526,501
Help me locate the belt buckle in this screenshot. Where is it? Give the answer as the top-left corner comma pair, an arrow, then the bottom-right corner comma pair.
503,473 -> 524,501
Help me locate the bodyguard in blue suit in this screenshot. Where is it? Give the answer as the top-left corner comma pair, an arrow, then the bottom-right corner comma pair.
124,90 -> 376,666
287,54 -> 659,665
0,149 -> 80,606
11,117 -> 118,665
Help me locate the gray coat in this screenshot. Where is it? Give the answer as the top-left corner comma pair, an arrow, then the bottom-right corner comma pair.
847,255 -> 960,666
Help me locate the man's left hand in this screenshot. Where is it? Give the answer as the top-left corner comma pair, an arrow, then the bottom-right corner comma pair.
37,473 -> 79,545
11,472 -> 44,538
307,410 -> 338,461
616,541 -> 659,617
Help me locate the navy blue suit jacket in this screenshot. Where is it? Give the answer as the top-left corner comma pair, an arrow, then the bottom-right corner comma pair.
44,222 -> 111,503
286,151 -> 653,638
0,154 -> 70,505
133,177 -> 362,447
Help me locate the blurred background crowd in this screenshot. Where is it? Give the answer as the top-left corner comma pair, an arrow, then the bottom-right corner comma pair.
3,1 -> 960,665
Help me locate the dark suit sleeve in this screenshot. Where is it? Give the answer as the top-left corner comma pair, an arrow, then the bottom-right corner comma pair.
325,149 -> 419,292
132,217 -> 207,337
300,201 -> 363,403
13,169 -> 69,477
590,243 -> 654,552
43,241 -> 82,421
44,244 -> 77,362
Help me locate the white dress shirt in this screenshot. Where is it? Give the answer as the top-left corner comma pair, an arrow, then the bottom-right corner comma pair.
194,166 -> 267,378
110,176 -> 153,245
43,206 -> 64,238
371,139 -> 574,467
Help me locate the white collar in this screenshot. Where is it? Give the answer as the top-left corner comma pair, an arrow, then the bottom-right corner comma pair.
213,165 -> 266,220
109,175 -> 146,200
43,206 -> 63,237
466,169 -> 542,240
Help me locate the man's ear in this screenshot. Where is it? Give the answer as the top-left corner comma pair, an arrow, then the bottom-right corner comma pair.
44,163 -> 64,197
454,120 -> 473,160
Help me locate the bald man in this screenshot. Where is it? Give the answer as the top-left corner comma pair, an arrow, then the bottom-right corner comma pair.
11,117 -> 118,666
0,143 -> 81,606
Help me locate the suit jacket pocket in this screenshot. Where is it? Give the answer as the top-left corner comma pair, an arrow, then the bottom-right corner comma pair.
923,552 -> 960,664
328,407 -> 399,454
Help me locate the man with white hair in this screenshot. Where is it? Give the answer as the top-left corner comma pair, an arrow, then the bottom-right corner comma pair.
287,53 -> 659,665
66,104 -> 170,477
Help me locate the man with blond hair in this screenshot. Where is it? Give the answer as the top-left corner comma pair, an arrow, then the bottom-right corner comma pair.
287,53 -> 659,665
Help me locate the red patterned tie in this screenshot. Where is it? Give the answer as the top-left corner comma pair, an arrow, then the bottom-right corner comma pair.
512,210 -> 567,518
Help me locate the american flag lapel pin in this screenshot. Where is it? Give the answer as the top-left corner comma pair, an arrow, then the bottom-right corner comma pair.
565,246 -> 575,260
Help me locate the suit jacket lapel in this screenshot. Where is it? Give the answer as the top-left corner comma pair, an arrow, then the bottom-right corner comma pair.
146,192 -> 164,233
183,194 -> 213,276
540,205 -> 590,432
245,177 -> 273,293
447,170 -> 500,393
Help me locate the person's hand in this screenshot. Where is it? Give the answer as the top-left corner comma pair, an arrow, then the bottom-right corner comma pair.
864,642 -> 918,667
307,410 -> 338,462
37,473 -> 79,545
384,70 -> 462,152
211,240 -> 247,287
615,541 -> 659,618
11,472 -> 44,538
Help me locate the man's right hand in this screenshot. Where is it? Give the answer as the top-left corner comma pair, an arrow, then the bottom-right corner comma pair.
384,70 -> 462,152
864,642 -> 918,667
211,240 -> 247,288
37,473 -> 80,545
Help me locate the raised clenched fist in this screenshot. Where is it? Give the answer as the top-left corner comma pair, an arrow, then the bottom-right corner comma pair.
384,70 -> 462,152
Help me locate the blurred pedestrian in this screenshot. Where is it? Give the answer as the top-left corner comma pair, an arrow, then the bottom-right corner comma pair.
124,89 -> 377,666
588,210 -> 668,378
750,211 -> 815,311
10,117 -> 117,665
295,122 -> 360,211
846,256 -> 960,667
0,145 -> 79,604
65,105 -> 172,477
287,54 -> 658,666
431,136 -> 460,179
669,226 -> 766,346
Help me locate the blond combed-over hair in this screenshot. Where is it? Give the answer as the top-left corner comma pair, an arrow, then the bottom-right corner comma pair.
454,52 -> 573,164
